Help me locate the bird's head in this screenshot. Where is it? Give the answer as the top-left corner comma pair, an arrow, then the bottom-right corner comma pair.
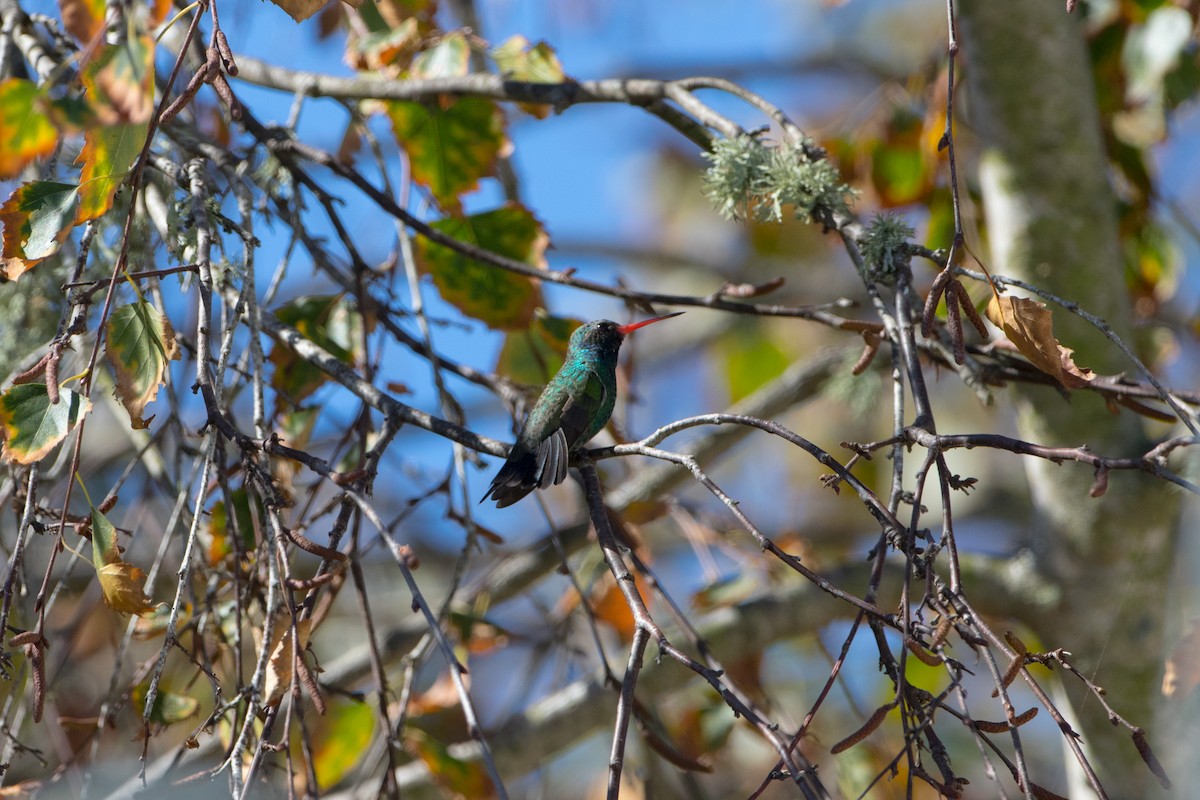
568,312 -> 683,358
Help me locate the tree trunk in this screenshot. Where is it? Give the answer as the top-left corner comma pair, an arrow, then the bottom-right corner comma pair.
957,2 -> 1179,797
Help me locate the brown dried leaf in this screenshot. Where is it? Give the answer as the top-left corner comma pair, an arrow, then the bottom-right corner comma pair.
267,0 -> 328,22
263,617 -> 313,706
985,294 -> 1094,388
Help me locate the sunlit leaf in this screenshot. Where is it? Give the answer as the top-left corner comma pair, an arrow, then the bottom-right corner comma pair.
414,204 -> 547,330
386,96 -> 509,207
97,561 -> 156,614
82,37 -> 154,126
313,699 -> 374,789
0,80 -> 59,179
58,0 -> 106,43
0,384 -> 90,465
269,295 -> 366,404
106,300 -> 180,429
491,35 -> 566,118
495,313 -> 582,384
75,120 -> 149,223
985,294 -> 1095,389
0,181 -> 79,272
412,31 -> 469,78
406,730 -> 494,799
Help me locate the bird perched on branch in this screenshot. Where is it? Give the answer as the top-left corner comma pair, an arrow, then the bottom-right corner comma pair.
482,312 -> 683,508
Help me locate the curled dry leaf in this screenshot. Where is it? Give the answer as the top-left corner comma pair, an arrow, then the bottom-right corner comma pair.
985,294 -> 1095,389
263,617 -> 313,707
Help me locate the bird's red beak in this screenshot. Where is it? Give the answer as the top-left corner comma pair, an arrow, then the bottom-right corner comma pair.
616,311 -> 684,335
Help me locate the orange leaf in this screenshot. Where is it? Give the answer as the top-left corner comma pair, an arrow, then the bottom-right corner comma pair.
408,669 -> 465,717
57,0 -> 106,44
985,294 -> 1095,389
592,572 -> 651,642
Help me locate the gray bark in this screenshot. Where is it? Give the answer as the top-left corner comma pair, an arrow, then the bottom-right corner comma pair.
958,2 -> 1180,797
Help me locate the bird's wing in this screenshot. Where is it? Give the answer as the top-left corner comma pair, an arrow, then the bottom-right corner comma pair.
533,369 -> 607,488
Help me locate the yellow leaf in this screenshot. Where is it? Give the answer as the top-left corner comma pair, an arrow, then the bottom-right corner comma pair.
985,294 -> 1094,389
0,384 -> 90,465
312,699 -> 374,789
97,561 -> 157,615
0,79 -> 59,179
75,120 -> 148,223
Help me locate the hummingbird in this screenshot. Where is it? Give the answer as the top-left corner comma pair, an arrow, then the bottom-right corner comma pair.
482,312 -> 684,508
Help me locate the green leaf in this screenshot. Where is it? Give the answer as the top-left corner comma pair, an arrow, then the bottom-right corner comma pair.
387,96 -> 509,207
491,36 -> 566,118
269,295 -> 366,404
718,322 -> 790,403
75,120 -> 149,223
0,181 -> 79,271
870,141 -> 927,207
312,699 -> 374,789
90,504 -> 121,568
134,683 -> 199,726
0,383 -> 90,465
495,313 -> 582,384
412,31 -> 470,78
0,79 -> 59,179
414,204 -> 548,330
106,300 -> 181,429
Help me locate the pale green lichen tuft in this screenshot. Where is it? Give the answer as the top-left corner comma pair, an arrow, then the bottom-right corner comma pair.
702,135 -> 853,225
859,213 -> 915,284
